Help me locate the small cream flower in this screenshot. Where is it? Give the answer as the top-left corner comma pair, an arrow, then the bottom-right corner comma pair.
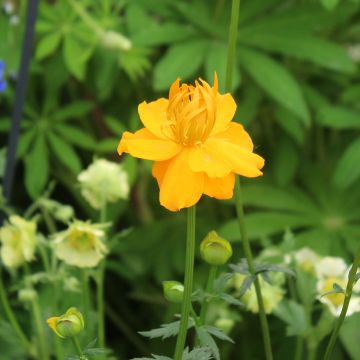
294,247 -> 319,274
233,273 -> 284,314
0,216 -> 37,268
78,158 -> 130,209
53,221 -> 107,268
316,256 -> 360,317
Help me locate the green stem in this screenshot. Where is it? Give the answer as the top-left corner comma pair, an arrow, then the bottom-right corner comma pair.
31,296 -> 49,360
0,270 -> 31,352
234,178 -> 273,360
173,206 -> 196,360
225,0 -> 241,92
295,337 -> 304,360
199,266 -> 217,324
323,248 -> 360,360
71,336 -> 84,357
97,199 -> 107,349
224,0 -> 273,357
82,271 -> 91,320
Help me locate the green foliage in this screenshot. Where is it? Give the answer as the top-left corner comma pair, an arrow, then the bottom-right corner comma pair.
1,0 -> 360,359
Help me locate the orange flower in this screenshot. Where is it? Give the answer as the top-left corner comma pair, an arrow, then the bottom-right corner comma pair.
118,75 -> 264,211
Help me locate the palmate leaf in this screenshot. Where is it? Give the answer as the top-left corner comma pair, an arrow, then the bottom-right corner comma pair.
255,263 -> 296,278
317,105 -> 360,129
204,326 -> 234,343
153,39 -> 208,91
196,327 -> 220,360
239,47 -> 310,125
132,347 -> 214,360
332,138 -> 360,189
139,319 -> 195,340
218,211 -> 316,242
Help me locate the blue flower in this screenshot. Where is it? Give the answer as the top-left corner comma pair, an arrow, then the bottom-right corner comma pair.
0,60 -> 7,93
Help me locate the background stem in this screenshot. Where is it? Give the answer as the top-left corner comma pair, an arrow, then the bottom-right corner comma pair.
199,265 -> 217,324
173,206 -> 196,360
323,247 -> 360,360
224,0 -> 273,358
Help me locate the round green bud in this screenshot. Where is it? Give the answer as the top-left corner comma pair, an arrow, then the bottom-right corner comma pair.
18,288 -> 37,303
47,307 -> 84,338
200,231 -> 233,266
162,281 -> 184,303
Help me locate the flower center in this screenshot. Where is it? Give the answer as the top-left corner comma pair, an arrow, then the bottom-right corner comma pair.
68,230 -> 95,251
163,79 -> 217,146
322,276 -> 346,307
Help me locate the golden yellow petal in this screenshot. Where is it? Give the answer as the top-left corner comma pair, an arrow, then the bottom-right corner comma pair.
207,138 -> 265,178
213,122 -> 253,151
138,99 -> 169,139
47,317 -> 64,338
152,160 -> 171,187
188,143 -> 232,178
117,128 -> 182,161
211,93 -> 237,135
157,149 -> 205,211
203,173 -> 235,199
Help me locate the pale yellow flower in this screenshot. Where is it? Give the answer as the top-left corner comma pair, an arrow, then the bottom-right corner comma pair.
78,158 -> 129,209
233,273 -> 284,314
53,220 -> 107,268
0,216 -> 37,268
294,247 -> 319,274
316,256 -> 360,316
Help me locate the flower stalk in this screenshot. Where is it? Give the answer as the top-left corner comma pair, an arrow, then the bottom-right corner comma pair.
225,0 -> 273,358
0,268 -> 31,352
173,206 -> 196,360
199,265 -> 217,324
323,247 -> 360,360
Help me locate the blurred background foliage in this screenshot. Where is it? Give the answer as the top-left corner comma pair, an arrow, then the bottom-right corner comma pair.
1,0 -> 360,359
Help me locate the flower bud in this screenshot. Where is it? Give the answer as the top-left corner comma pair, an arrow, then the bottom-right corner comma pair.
18,288 -> 37,303
47,307 -> 84,338
200,231 -> 233,266
162,281 -> 184,303
100,31 -> 132,51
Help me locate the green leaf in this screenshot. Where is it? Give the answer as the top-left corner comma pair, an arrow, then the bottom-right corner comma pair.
139,320 -> 194,340
24,134 -> 49,199
95,138 -> 119,154
104,116 -> 126,135
17,130 -> 36,158
240,184 -> 320,215
218,212 -> 316,242
47,133 -> 82,173
317,106 -> 360,129
196,327 -> 220,360
218,293 -> 243,306
321,0 -> 339,11
340,313 -> 360,360
153,40 -> 208,91
236,86 -> 262,127
272,137 -> 299,186
333,138 -> 360,189
273,300 -> 308,336
53,101 -> 92,121
54,124 -> 96,150
36,31 -> 62,60
205,42 -> 240,93
274,106 -> 305,145
132,22 -> 196,46
203,326 -> 234,343
63,27 -> 96,80
255,263 -> 296,278
239,47 -> 310,125
240,34 -> 355,74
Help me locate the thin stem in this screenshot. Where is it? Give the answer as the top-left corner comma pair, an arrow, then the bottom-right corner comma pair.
234,178 -> 273,360
323,248 -> 360,360
295,337 -> 304,360
82,271 -> 91,320
199,266 -> 217,324
0,269 -> 31,351
225,0 -> 240,92
173,206 -> 196,360
71,336 -> 83,357
224,0 -> 273,356
31,297 -> 49,360
97,198 -> 107,349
